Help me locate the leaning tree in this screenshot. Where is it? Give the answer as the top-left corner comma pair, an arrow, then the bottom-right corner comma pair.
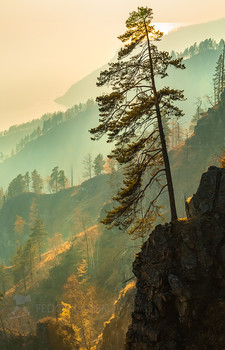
90,7 -> 185,236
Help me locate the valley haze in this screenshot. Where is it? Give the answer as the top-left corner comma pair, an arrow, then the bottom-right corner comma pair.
0,0 -> 225,129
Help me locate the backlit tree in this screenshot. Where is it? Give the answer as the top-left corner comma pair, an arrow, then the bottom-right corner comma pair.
90,7 -> 185,234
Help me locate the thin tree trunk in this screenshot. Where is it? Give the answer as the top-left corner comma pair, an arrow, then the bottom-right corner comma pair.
144,21 -> 178,221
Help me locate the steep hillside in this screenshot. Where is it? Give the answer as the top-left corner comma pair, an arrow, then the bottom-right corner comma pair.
163,48 -> 221,124
0,118 -> 44,157
0,104 -> 112,189
0,174 -> 113,264
18,220 -> 136,321
1,199 -> 137,348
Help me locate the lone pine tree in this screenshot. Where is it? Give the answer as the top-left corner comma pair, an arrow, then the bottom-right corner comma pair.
90,7 -> 185,233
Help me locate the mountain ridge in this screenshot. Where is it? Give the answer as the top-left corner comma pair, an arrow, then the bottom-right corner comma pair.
55,18 -> 225,120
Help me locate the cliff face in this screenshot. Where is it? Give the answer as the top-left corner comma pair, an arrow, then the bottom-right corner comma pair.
126,166 -> 225,349
96,281 -> 136,350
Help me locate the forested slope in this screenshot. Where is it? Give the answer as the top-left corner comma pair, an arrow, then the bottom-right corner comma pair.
0,104 -> 112,189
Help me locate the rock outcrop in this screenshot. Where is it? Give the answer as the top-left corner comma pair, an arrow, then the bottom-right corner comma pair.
126,166 -> 225,349
96,281 -> 136,350
187,165 -> 225,217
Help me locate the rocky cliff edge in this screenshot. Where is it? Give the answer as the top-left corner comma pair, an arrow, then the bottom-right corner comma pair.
126,166 -> 225,349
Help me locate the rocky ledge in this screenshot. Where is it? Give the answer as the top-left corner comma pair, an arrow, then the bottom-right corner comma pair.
126,166 -> 225,349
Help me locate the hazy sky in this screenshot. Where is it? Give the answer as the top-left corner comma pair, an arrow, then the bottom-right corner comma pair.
0,0 -> 225,130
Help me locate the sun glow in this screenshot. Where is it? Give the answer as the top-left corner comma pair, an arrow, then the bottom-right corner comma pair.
153,22 -> 184,35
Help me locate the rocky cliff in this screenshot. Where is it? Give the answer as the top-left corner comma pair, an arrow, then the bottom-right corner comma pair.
126,165 -> 225,349
96,281 -> 136,350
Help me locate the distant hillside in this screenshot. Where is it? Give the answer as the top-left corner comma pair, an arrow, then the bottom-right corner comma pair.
162,48 -> 221,124
158,18 -> 225,53
0,103 -> 112,189
0,102 -> 90,163
55,37 -> 224,125
0,118 -> 44,158
55,64 -> 110,108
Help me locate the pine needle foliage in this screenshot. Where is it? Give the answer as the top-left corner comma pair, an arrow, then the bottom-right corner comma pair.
90,7 -> 185,235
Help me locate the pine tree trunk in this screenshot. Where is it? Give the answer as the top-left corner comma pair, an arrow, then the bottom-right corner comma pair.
155,105 -> 178,221
144,21 -> 178,221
